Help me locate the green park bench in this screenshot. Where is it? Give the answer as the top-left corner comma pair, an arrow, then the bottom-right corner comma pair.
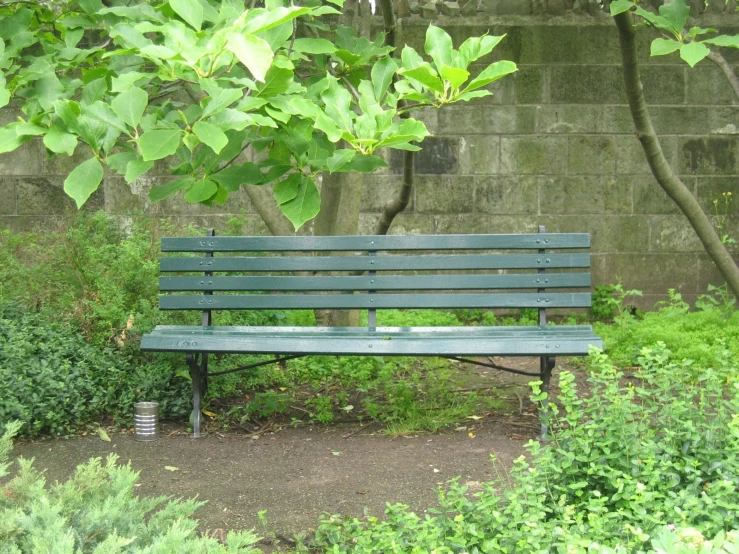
140,228 -> 603,437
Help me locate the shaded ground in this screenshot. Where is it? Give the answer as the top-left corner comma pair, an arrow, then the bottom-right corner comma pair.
10,358 -> 576,548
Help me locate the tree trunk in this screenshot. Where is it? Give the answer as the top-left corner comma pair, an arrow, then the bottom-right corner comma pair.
614,12 -> 739,299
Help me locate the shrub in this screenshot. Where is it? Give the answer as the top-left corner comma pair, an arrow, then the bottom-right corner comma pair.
302,346 -> 739,553
0,421 -> 262,553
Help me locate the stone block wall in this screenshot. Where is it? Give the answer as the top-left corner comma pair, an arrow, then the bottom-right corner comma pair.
0,12 -> 737,308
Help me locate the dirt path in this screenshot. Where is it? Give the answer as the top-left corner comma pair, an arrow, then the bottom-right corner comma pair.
9,359 -> 565,546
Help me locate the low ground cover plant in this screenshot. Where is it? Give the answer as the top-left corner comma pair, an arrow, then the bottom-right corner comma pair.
0,421 -> 262,553
300,346 -> 739,553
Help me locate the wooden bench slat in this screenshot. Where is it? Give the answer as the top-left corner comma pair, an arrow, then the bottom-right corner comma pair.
159,273 -> 592,292
160,253 -> 591,272
161,233 -> 591,252
159,292 -> 593,310
141,329 -> 603,356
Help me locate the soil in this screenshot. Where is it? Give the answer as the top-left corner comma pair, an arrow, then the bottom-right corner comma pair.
9,358 -> 574,549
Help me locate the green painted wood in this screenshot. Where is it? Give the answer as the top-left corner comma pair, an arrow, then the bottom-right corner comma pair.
140,329 -> 603,356
149,324 -> 599,337
161,253 -> 591,272
162,233 -> 591,252
159,292 -> 592,310
159,272 -> 592,292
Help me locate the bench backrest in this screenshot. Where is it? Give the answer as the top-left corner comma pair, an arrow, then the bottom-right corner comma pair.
159,231 -> 592,327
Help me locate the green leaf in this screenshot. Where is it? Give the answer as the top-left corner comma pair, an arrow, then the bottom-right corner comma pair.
111,87 -> 148,129
63,157 -> 103,209
227,33 -> 274,83
464,60 -> 517,92
280,176 -> 320,230
702,34 -> 739,49
340,154 -> 387,173
139,130 -> 182,161
273,173 -> 301,204
256,66 -> 293,98
84,102 -> 129,135
170,0 -> 203,31
457,35 -> 505,68
440,65 -> 470,90
96,427 -> 111,442
292,38 -> 336,54
43,128 -> 78,156
211,162 -> 264,191
609,0 -> 633,15
327,149 -> 356,173
184,178 -> 218,202
651,38 -> 682,57
680,41 -> 710,67
321,78 -> 355,133
36,74 -> 64,111
106,152 -> 136,175
398,66 -> 444,93
425,25 -> 453,73
457,90 -> 491,102
125,159 -> 154,183
0,126 -> 24,154
149,177 -> 193,201
371,57 -> 398,103
243,6 -> 312,34
658,0 -> 690,34
633,8 -> 674,34
193,121 -> 228,154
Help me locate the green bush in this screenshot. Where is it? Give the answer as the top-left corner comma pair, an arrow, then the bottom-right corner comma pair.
0,421 -> 261,553
0,303 -> 191,437
302,346 -> 739,553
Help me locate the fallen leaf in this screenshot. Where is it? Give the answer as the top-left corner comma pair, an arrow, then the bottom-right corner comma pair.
342,405 -> 354,412
332,451 -> 342,456
455,426 -> 467,431
164,466 -> 179,472
96,428 -> 111,442
203,409 -> 216,418
466,415 -> 482,421
468,432 -> 476,438
433,468 -> 440,473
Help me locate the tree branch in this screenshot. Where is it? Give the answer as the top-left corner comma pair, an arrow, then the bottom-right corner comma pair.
614,12 -> 739,299
243,184 -> 294,237
707,50 -> 739,101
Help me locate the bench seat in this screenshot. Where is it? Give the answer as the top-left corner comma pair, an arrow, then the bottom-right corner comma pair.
142,325 -> 601,357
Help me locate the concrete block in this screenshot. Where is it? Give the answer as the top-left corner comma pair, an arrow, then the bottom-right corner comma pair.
0,216 -> 52,232
360,175 -> 410,212
0,141 -> 43,176
518,26 -> 580,64
535,105 -> 604,134
0,178 -> 16,215
482,105 -> 537,134
599,252 -> 699,295
539,214 -> 650,252
640,65 -> 685,104
389,136 -> 459,174
550,65 -> 624,104
680,136 -> 739,175
603,105 -> 637,135
381,212 -> 435,235
603,176 -> 633,214
575,25 -> 622,65
686,65 -> 736,106
105,177 -> 145,214
458,135 -> 500,175
615,134 -> 678,175
415,175 -> 475,213
16,177 -> 78,215
437,105 -> 485,135
500,136 -> 568,175
43,144 -> 95,176
567,136 -> 616,175
650,215 -> 704,252
482,0 -> 532,15
539,176 -> 608,214
434,213 -> 537,233
696,176 -> 739,216
515,66 -> 547,104
633,176 -> 686,215
474,176 -> 538,214
651,107 -> 738,135
440,1 -> 461,15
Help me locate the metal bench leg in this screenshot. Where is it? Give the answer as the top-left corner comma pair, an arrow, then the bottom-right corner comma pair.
187,353 -> 207,438
539,356 -> 556,439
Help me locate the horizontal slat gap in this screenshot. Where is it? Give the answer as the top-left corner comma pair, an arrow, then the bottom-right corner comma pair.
162,233 -> 590,252
161,253 -> 591,272
159,292 -> 592,310
160,273 -> 591,292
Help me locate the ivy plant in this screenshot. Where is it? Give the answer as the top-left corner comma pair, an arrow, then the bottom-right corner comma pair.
0,0 -> 516,229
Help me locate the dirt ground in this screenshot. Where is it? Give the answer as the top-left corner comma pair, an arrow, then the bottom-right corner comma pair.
9,358 -> 569,548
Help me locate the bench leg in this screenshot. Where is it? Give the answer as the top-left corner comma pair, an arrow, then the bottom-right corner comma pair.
187,353 -> 208,438
539,356 -> 556,439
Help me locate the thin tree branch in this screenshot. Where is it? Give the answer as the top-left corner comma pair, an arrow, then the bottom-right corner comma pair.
707,50 -> 739,101
243,185 -> 294,237
614,12 -> 739,299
